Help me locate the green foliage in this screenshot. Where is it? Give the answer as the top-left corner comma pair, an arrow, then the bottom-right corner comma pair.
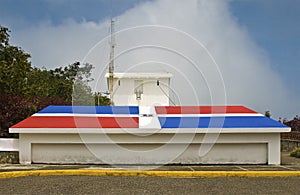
73,79 -> 94,105
264,111 -> 271,118
0,26 -> 110,137
290,148 -> 300,158
0,26 -> 10,46
0,27 -> 31,96
94,92 -> 111,106
0,25 -> 106,105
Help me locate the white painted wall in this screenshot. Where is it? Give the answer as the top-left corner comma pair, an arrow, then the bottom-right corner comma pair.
0,138 -> 19,151
17,132 -> 281,165
106,73 -> 172,106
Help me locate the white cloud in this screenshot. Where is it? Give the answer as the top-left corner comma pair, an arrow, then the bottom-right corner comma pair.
10,0 -> 299,118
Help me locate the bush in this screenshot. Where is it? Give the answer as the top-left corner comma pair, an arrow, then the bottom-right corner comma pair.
290,148 -> 300,158
0,93 -> 71,138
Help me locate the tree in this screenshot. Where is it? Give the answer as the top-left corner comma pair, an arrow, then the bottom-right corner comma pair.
94,92 -> 111,106
0,26 -> 10,46
264,111 -> 271,118
23,61 -> 97,104
0,26 -> 31,95
0,26 -> 110,137
0,94 -> 70,138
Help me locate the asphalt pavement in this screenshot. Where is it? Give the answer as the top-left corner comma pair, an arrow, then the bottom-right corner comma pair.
1,175 -> 300,194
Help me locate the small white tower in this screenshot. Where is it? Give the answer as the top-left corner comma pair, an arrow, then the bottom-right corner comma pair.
105,72 -> 172,106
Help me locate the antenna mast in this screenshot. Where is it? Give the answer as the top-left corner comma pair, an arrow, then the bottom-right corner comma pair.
108,18 -> 115,105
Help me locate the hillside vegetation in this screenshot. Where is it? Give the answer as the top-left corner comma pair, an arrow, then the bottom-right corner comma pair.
0,26 -> 109,138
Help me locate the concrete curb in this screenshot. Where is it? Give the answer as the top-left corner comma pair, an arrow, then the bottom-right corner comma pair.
1,170 -> 300,179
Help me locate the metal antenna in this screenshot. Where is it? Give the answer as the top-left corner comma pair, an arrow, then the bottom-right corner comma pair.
108,18 -> 115,105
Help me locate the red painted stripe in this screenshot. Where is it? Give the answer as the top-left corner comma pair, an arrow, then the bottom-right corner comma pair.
155,106 -> 257,114
11,116 -> 139,128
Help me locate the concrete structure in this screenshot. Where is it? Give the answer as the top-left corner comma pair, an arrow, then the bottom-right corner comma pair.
105,72 -> 172,106
9,105 -> 290,165
0,138 -> 19,152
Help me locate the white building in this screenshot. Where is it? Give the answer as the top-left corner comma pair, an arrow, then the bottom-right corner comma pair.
105,72 -> 172,106
10,105 -> 290,165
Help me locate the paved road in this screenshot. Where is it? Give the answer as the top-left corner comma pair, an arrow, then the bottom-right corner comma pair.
1,176 -> 300,194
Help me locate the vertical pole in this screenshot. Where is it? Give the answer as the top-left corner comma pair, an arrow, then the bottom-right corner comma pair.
108,19 -> 115,105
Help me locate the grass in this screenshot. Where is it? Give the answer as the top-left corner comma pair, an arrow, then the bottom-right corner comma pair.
290,148 -> 300,158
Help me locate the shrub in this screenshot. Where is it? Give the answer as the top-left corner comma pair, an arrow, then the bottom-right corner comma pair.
290,148 -> 300,158
0,93 -> 71,138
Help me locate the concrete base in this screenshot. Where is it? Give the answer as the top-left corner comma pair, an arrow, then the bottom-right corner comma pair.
18,132 -> 280,165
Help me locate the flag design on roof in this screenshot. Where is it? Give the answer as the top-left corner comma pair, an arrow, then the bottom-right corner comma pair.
10,105 -> 288,129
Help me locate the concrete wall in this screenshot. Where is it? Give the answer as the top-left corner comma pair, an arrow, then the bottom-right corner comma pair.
281,139 -> 300,152
3,139 -> 297,164
31,143 -> 267,164
281,132 -> 300,141
0,138 -> 19,164
18,132 -> 280,165
0,138 -> 19,151
112,77 -> 170,106
0,152 -> 19,164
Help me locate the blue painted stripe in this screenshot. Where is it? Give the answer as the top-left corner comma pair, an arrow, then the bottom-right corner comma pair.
158,116 -> 288,128
38,106 -> 139,114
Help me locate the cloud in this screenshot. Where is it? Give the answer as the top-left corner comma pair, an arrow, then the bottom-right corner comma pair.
10,0 -> 299,118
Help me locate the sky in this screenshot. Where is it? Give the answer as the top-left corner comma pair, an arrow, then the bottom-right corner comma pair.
0,0 -> 299,119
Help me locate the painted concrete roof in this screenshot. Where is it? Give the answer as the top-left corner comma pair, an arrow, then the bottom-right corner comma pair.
10,106 -> 289,131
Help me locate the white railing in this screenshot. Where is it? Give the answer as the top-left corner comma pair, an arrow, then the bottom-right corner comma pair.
0,138 -> 19,151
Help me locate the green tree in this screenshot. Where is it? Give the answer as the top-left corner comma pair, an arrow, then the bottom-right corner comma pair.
0,26 -> 110,137
94,92 -> 111,106
0,26 -> 10,45
264,111 -> 271,118
0,26 -> 31,95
